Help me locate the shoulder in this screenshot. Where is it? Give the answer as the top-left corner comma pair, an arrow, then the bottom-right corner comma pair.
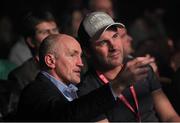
77,70 -> 102,96
9,58 -> 38,75
21,73 -> 63,100
8,58 -> 40,88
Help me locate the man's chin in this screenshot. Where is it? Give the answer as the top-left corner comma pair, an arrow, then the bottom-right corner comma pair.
72,79 -> 80,85
110,61 -> 123,67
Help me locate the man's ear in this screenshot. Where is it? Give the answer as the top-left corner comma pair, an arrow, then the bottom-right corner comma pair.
26,37 -> 35,48
45,54 -> 56,69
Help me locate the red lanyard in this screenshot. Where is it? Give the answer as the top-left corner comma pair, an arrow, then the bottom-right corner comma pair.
96,71 -> 141,122
119,86 -> 140,122
96,71 -> 109,84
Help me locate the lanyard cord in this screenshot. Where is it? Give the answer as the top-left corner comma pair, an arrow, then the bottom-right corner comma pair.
119,86 -> 141,122
96,68 -> 141,122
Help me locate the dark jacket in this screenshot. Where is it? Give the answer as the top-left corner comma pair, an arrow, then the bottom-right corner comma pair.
77,57 -> 161,122
7,58 -> 40,114
16,73 -> 116,121
8,57 -> 40,90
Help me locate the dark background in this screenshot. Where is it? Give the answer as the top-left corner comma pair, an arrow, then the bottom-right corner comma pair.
0,0 -> 179,41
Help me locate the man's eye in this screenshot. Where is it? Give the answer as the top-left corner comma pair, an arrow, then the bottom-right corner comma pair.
98,40 -> 108,46
113,33 -> 119,39
70,54 -> 75,57
38,30 -> 48,35
70,53 -> 77,57
52,28 -> 59,33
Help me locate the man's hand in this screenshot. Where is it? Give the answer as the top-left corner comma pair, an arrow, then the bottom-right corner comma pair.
111,56 -> 155,95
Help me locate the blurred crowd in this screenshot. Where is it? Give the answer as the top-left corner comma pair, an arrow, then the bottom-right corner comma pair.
0,0 -> 180,121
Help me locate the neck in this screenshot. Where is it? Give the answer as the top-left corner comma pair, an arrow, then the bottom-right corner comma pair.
48,70 -> 70,86
97,65 -> 123,81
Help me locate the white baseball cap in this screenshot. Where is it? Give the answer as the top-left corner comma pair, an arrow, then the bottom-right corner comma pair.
78,11 -> 125,47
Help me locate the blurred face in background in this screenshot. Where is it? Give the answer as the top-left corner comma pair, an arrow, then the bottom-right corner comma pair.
118,28 -> 134,56
27,21 -> 59,57
90,0 -> 114,18
71,10 -> 83,37
34,21 -> 59,48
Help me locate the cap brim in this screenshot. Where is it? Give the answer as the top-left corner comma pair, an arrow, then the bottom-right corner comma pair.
102,22 -> 125,34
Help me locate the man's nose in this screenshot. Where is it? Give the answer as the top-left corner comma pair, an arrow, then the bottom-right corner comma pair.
109,40 -> 116,51
77,58 -> 84,67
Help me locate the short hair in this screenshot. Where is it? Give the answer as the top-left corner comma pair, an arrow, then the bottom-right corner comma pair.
39,34 -> 59,70
21,10 -> 57,39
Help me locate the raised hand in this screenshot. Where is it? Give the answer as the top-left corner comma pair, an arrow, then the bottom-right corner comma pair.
111,56 -> 155,95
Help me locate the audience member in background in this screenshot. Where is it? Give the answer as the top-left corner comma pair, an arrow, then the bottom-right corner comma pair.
170,51 -> 180,73
62,8 -> 84,37
117,27 -> 160,77
77,11 -> 180,122
129,7 -> 166,50
129,7 -> 174,82
0,16 -> 17,58
133,37 -> 174,94
169,50 -> 180,114
8,37 -> 32,66
88,0 -> 115,19
0,16 -> 18,120
117,27 -> 134,57
6,10 -> 60,117
0,16 -> 17,80
17,34 -> 134,121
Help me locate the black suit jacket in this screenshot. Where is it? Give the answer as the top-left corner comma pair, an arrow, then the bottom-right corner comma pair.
7,58 -> 40,115
17,73 -> 116,121
8,57 -> 40,90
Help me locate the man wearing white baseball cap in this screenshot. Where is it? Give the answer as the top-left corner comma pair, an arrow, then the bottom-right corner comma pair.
77,12 -> 180,122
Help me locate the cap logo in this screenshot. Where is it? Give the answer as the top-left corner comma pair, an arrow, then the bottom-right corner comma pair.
89,14 -> 113,27
83,12 -> 114,38
81,12 -> 125,42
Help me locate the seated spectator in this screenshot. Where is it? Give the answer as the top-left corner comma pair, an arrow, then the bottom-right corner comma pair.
77,11 -> 180,122
16,34 -> 133,121
169,51 -> 180,114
